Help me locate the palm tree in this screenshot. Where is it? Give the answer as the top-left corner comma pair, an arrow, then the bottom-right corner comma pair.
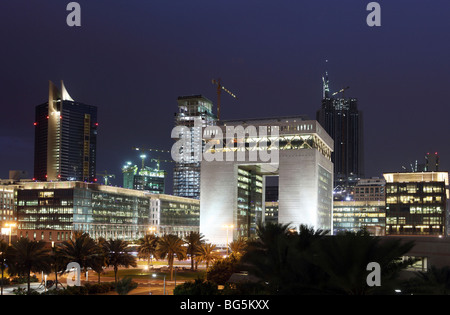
156,234 -> 187,280
229,237 -> 247,258
241,222 -> 329,294
59,232 -> 98,278
0,239 -> 9,295
49,244 -> 69,289
137,234 -> 158,268
312,230 -> 415,294
7,238 -> 51,293
184,231 -> 204,270
90,238 -> 108,284
405,266 -> 450,295
195,243 -> 221,280
103,239 -> 137,285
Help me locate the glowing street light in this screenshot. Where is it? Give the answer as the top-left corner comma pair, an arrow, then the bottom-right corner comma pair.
4,223 -> 16,245
152,273 -> 166,295
223,224 -> 234,256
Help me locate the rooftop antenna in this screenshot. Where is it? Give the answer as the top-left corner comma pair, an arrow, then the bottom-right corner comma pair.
322,59 -> 330,99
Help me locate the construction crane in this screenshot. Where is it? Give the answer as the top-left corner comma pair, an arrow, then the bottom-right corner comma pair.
150,158 -> 174,171
212,78 -> 237,120
96,170 -> 115,186
332,86 -> 350,98
132,147 -> 171,170
132,146 -> 170,154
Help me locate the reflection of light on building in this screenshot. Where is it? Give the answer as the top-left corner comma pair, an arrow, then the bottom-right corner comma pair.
15,181 -> 199,242
34,81 -> 98,182
200,117 -> 334,245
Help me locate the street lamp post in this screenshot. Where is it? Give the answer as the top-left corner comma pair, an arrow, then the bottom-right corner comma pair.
163,274 -> 166,295
223,224 -> 234,256
150,272 -> 156,295
152,273 -> 166,295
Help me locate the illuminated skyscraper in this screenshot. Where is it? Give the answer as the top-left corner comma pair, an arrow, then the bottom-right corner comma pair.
317,72 -> 364,199
34,81 -> 98,182
173,95 -> 217,199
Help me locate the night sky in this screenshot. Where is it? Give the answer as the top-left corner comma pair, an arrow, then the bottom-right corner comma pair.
1,0 -> 450,193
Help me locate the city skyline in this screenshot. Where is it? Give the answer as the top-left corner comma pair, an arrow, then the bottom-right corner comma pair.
2,1 -> 450,192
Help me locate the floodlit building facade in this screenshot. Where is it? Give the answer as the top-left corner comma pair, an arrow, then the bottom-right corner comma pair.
384,172 -> 449,236
0,185 -> 16,242
34,81 -> 98,182
200,116 -> 334,245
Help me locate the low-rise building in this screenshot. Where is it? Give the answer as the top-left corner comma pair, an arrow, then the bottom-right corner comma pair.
14,181 -> 199,242
384,172 -> 448,236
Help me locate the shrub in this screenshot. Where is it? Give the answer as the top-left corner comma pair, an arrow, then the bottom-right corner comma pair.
10,275 -> 39,284
0,278 -> 11,285
173,279 -> 221,295
115,277 -> 138,295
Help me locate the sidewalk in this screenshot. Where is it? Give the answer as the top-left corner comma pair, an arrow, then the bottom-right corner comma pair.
1,282 -> 49,295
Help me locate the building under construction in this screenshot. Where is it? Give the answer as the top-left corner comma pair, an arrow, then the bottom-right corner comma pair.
122,159 -> 166,194
173,95 -> 217,199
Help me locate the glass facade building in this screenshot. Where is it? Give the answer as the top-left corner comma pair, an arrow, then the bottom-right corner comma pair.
317,73 -> 364,200
333,200 -> 386,235
122,163 -> 166,194
173,95 -> 217,199
264,185 -> 279,225
14,181 -> 200,242
384,172 -> 449,236
16,182 -> 150,241
34,81 -> 98,182
149,194 -> 200,238
237,167 -> 263,238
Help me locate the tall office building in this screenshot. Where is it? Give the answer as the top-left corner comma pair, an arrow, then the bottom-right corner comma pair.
173,95 -> 217,199
317,72 -> 364,199
34,81 -> 98,182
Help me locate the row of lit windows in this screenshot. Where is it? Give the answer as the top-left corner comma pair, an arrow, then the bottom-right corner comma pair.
333,218 -> 382,223
386,195 -> 443,204
334,207 -> 385,213
19,216 -> 73,222
410,206 -> 443,214
387,217 -> 442,224
334,213 -> 385,217
19,231 -> 71,241
19,208 -> 74,214
386,185 -> 444,194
